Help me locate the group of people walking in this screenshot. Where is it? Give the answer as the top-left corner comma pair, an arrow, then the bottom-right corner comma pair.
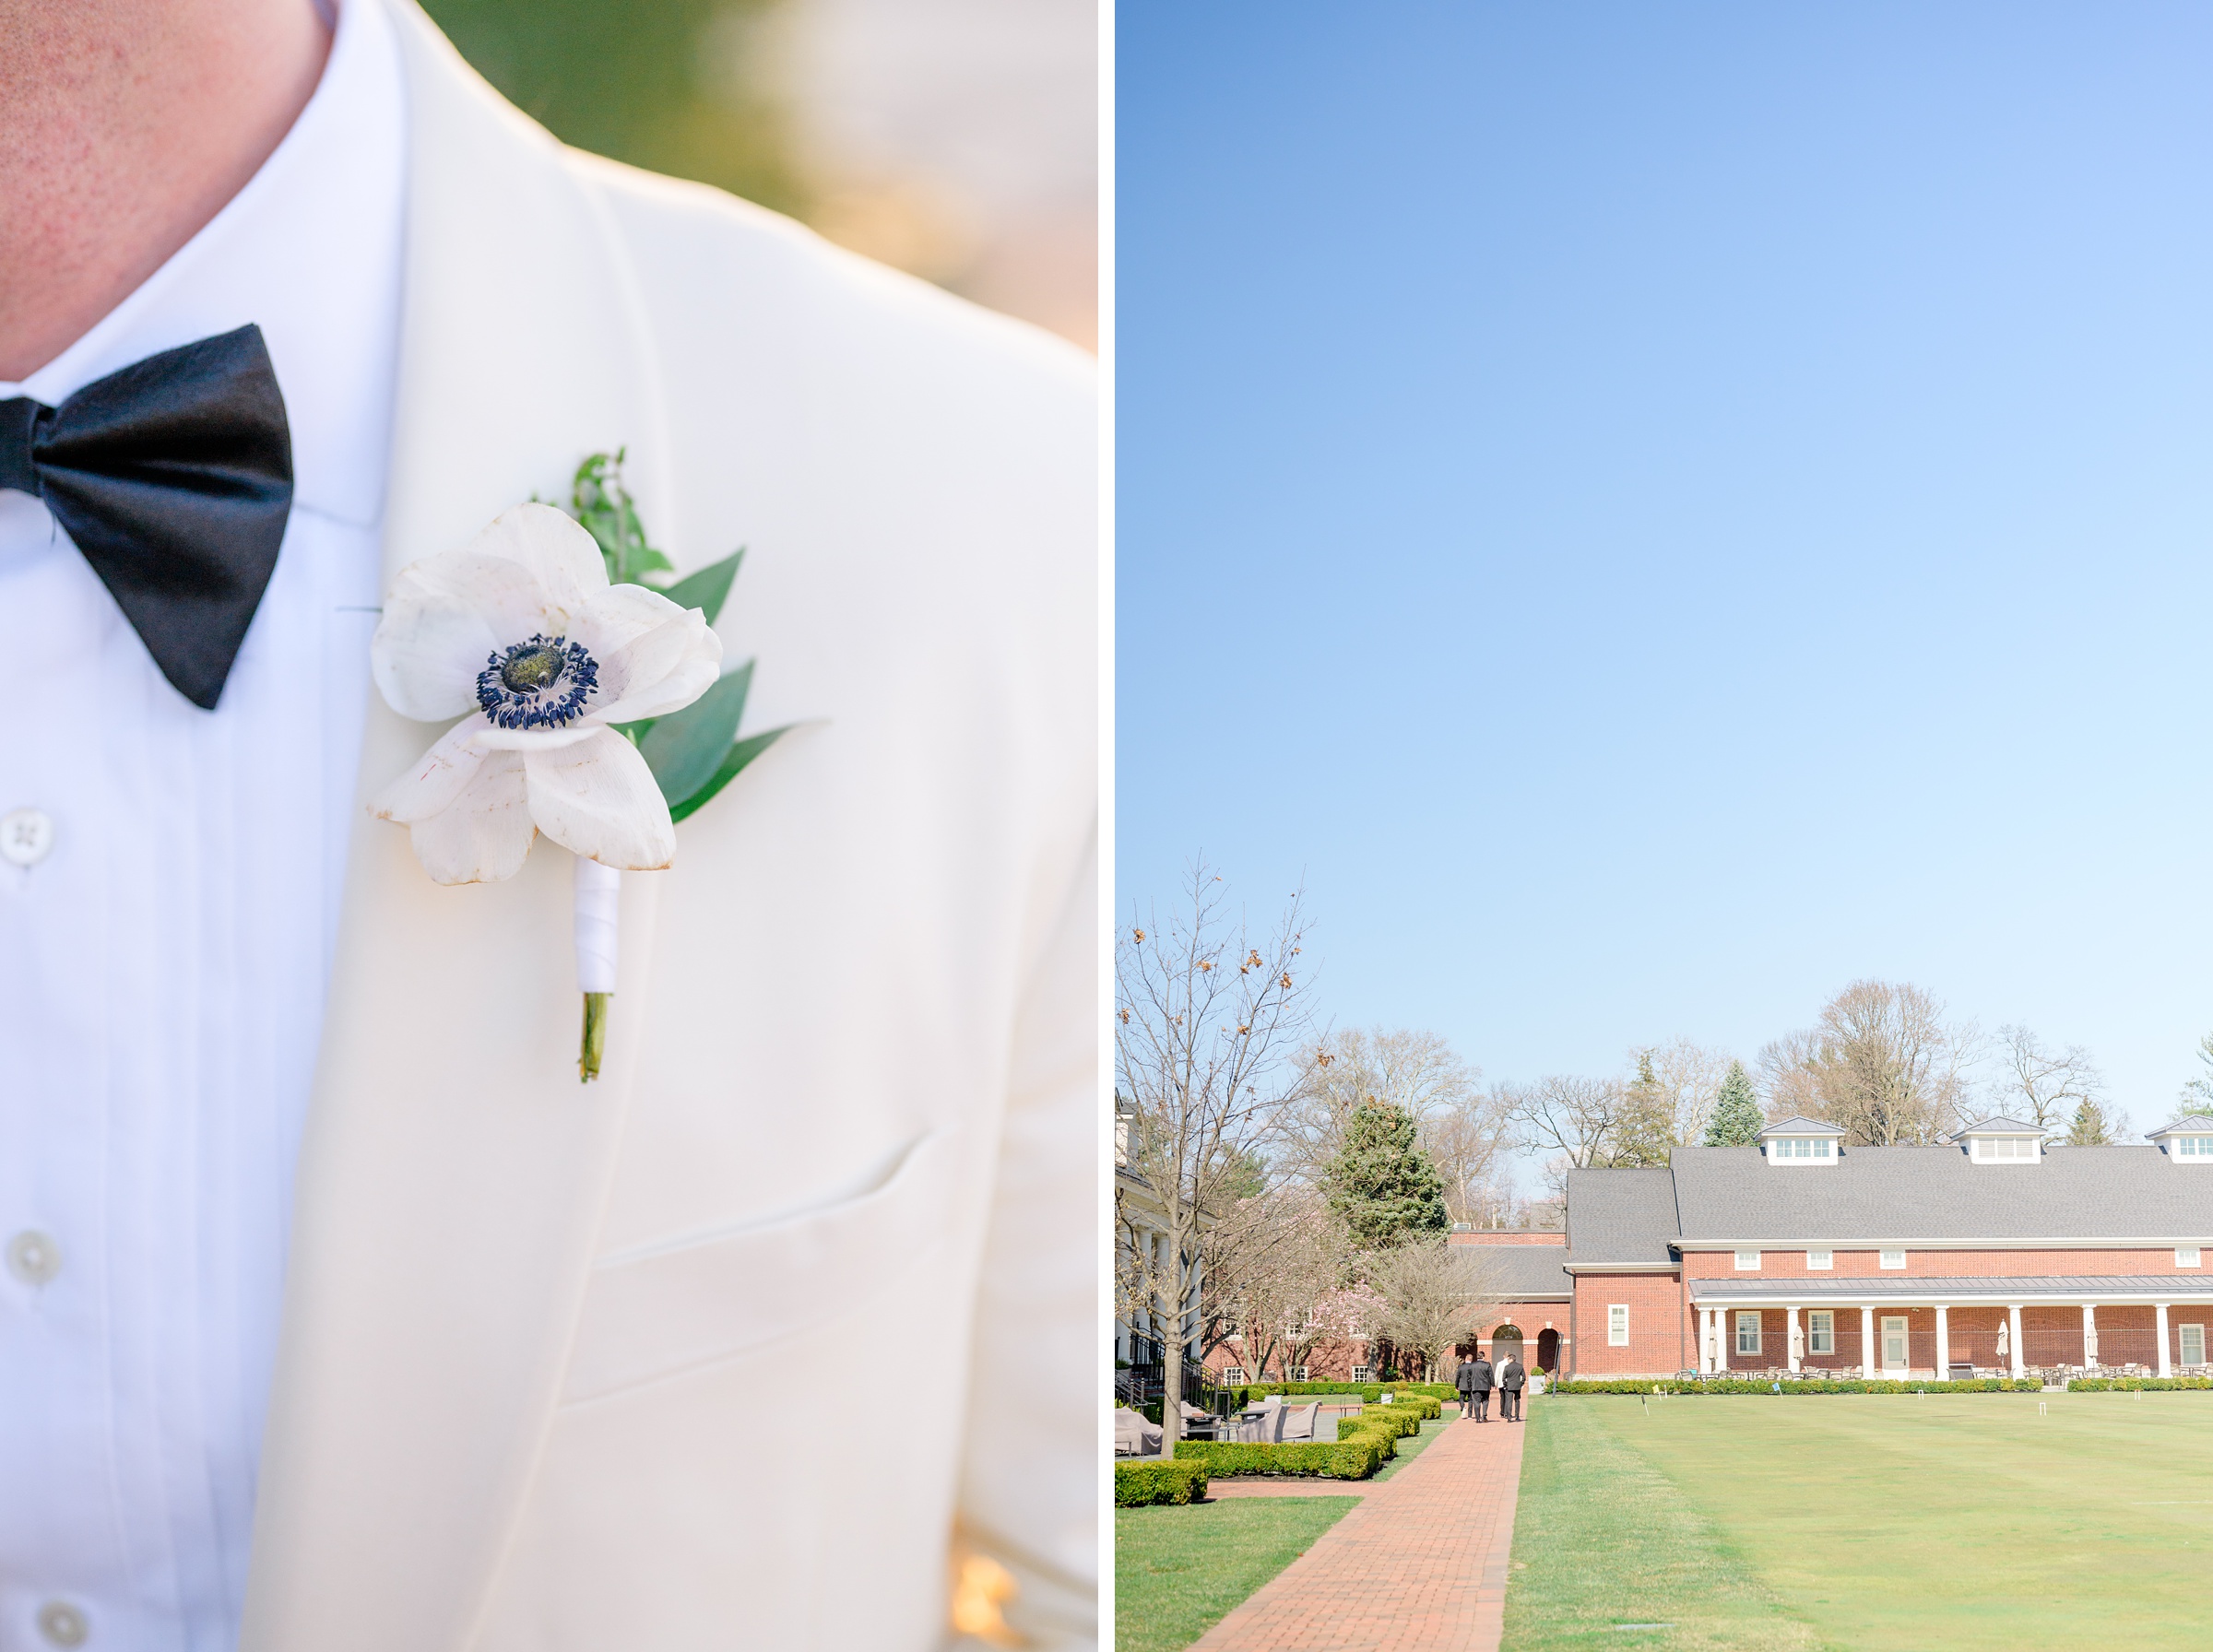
1453,1350 -> 1526,1422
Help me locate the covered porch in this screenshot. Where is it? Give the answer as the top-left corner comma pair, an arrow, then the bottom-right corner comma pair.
1687,1278 -> 2213,1381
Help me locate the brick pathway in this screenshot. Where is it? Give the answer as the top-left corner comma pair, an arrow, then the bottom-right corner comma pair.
1190,1406 -> 1530,1652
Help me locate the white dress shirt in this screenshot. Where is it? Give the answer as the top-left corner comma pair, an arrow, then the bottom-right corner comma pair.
0,2 -> 404,1647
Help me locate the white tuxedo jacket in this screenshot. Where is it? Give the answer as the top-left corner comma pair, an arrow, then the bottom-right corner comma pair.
237,7 -> 1097,1648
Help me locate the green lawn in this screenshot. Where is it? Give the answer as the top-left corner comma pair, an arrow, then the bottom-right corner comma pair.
1114,1410 -> 1450,1649
1507,1391 -> 2213,1652
1116,1497 -> 1355,1652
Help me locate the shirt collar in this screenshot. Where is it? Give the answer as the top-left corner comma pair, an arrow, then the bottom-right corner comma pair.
0,0 -> 407,529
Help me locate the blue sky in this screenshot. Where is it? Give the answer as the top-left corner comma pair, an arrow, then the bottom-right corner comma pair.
1116,2 -> 2213,1134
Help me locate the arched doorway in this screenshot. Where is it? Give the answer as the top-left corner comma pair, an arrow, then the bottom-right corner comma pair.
1537,1328 -> 1559,1373
1489,1324 -> 1524,1369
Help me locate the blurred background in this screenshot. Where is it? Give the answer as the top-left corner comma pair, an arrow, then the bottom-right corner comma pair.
422,0 -> 1098,349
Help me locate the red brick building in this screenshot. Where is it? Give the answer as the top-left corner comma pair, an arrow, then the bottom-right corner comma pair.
1556,1115 -> 2213,1380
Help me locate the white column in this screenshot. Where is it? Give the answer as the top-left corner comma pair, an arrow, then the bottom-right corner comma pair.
2082,1304 -> 2098,1371
1935,1305 -> 1949,1378
2008,1304 -> 2026,1378
1861,1306 -> 1876,1377
1699,1308 -> 1715,1374
2158,1303 -> 2173,1378
1787,1305 -> 1802,1373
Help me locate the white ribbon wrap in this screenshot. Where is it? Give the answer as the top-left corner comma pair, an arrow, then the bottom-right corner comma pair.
574,856 -> 621,994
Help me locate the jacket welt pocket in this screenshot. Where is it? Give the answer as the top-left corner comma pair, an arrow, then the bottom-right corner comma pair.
562,1128 -> 955,1404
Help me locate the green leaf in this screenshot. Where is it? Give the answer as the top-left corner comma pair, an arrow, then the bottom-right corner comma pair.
669,726 -> 793,823
639,662 -> 752,804
659,548 -> 744,626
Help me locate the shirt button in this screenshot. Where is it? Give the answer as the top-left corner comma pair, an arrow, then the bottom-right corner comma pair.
6,1230 -> 61,1286
0,807 -> 53,867
36,1601 -> 88,1646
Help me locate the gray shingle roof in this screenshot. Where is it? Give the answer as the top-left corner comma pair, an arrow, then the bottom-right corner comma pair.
1450,1243 -> 1571,1298
1670,1144 -> 2213,1244
1563,1168 -> 1681,1265
1689,1275 -> 2213,1302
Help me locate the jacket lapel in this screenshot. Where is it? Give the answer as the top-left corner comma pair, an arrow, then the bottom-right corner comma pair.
241,6 -> 668,1647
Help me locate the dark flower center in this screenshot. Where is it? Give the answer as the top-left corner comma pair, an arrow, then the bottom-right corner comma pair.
500,643 -> 568,693
476,633 -> 600,730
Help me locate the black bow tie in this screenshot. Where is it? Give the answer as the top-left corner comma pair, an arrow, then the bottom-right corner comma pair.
0,324 -> 292,710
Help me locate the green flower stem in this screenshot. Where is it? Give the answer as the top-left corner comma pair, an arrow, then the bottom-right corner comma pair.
579,991 -> 610,1081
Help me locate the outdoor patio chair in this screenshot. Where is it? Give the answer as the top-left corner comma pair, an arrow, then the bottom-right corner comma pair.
1279,1402 -> 1322,1444
1113,1407 -> 1163,1457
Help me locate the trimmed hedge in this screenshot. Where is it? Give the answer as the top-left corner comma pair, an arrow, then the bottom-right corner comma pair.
1556,1376 -> 2043,1396
1218,1382 -> 1457,1407
1116,1458 -> 1210,1506
2067,1376 -> 2213,1392
1173,1435 -> 1386,1480
1172,1398 -> 1434,1481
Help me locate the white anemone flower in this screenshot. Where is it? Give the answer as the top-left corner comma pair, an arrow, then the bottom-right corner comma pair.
370,503 -> 722,885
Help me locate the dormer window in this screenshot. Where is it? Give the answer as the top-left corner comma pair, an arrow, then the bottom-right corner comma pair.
2144,1117 -> 2213,1161
1757,1117 -> 1845,1167
1958,1117 -> 2044,1163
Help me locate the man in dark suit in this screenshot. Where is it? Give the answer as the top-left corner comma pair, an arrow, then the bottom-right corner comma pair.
1453,1353 -> 1480,1418
1464,1352 -> 1494,1421
1498,1353 -> 1526,1422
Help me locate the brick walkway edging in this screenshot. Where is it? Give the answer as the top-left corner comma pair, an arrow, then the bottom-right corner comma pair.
1189,1403 -> 1529,1652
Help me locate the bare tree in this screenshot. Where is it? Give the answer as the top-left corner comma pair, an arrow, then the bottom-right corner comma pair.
1116,864 -> 1313,1446
1363,1241 -> 1501,1383
1201,1188 -> 1347,1381
1757,980 -> 1981,1146
1284,1027 -> 1486,1186
1634,1038 -> 1734,1146
1990,1025 -> 2104,1133
1501,1075 -> 1632,1170
1420,1087 -> 1513,1228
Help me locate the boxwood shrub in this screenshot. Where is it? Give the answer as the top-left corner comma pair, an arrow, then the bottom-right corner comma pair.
1173,1434 -> 1387,1481
1215,1382 -> 1456,1408
1116,1458 -> 1210,1506
1556,1376 -> 2043,1396
2066,1375 -> 2213,1392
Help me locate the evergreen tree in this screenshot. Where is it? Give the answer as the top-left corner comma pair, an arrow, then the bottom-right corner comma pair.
1324,1101 -> 1449,1248
1705,1060 -> 1765,1146
2065,1095 -> 2114,1146
1613,1051 -> 1679,1166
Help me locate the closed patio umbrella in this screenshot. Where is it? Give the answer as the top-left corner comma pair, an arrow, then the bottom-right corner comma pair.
1995,1320 -> 2010,1362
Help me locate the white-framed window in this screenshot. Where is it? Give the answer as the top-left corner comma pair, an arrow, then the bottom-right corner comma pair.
2178,1247 -> 2201,1268
1808,1309 -> 1835,1354
1734,1248 -> 1761,1270
2177,1136 -> 2213,1159
2183,1325 -> 2207,1367
1769,1137 -> 1835,1162
1608,1304 -> 1630,1346
1735,1311 -> 1762,1355
1287,1365 -> 1309,1381
1972,1137 -> 2038,1162
1806,1248 -> 1833,1270
1223,1367 -> 1247,1384
1350,1365 -> 1373,1383
1880,1248 -> 1907,1269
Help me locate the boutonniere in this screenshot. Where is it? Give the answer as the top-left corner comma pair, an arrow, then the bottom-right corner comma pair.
370,452 -> 790,1079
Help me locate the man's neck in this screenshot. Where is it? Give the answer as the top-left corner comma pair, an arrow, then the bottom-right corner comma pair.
0,0 -> 331,380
